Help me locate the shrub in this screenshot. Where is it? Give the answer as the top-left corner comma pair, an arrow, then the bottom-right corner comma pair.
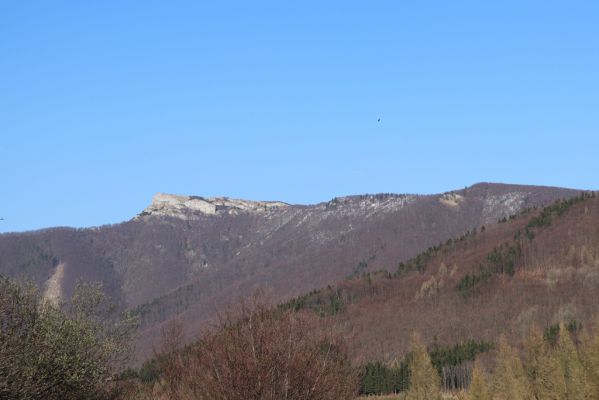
0,276 -> 136,399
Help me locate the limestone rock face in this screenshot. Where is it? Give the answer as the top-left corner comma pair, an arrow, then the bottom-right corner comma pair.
137,192 -> 289,219
482,191 -> 529,224
439,193 -> 464,207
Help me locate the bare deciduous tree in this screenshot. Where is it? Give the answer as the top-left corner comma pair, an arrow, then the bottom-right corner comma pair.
154,291 -> 358,400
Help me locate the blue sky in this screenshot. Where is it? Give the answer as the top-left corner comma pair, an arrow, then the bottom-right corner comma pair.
1,1 -> 598,233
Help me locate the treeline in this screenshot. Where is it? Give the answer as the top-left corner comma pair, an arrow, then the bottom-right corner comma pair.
360,340 -> 493,395
430,340 -> 494,390
282,193 -> 598,322
456,192 -> 596,297
278,228 -> 482,317
497,191 -> 595,224
396,227 -> 480,278
360,360 -> 410,395
527,192 -> 595,229
360,320 -> 599,400
456,242 -> 522,296
276,287 -> 345,316
466,321 -> 599,400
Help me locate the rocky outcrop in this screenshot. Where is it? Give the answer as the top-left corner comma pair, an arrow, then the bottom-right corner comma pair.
136,193 -> 289,219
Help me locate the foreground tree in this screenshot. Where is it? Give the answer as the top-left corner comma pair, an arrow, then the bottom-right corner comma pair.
525,326 -> 566,400
468,359 -> 491,400
492,335 -> 533,400
0,276 -> 136,400
555,323 -> 593,399
581,318 -> 599,398
155,292 -> 358,400
404,333 -> 443,400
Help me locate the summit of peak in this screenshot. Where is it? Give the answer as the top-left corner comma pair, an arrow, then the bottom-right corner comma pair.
137,193 -> 289,220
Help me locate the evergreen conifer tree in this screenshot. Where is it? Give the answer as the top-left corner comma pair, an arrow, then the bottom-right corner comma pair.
361,363 -> 376,395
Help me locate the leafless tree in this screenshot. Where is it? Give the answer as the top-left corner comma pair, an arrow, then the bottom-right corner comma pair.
155,291 -> 359,400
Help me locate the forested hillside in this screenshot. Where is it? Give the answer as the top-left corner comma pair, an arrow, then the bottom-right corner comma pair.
4,192 -> 599,399
120,192 -> 599,398
276,192 -> 599,386
0,183 -> 579,363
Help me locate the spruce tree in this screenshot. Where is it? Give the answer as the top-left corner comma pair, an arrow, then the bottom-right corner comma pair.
361,363 -> 376,395
405,333 -> 443,400
468,358 -> 491,400
492,335 -> 533,400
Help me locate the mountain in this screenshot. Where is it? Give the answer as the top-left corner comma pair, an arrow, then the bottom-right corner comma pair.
0,183 -> 583,363
286,192 -> 599,365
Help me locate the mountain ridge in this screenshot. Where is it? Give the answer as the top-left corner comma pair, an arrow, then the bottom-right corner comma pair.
134,182 -> 583,221
0,182 -> 586,364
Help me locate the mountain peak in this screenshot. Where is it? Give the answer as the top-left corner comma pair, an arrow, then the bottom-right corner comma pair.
136,192 -> 289,219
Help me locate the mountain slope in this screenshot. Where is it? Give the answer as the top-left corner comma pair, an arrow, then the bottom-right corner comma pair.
288,192 -> 599,365
0,183 -> 583,362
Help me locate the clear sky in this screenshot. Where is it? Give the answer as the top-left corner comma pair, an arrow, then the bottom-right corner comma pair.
1,1 -> 598,233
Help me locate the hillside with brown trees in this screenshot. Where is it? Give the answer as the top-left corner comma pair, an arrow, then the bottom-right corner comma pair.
0,183 -> 584,363
3,190 -> 599,400
280,192 -> 599,369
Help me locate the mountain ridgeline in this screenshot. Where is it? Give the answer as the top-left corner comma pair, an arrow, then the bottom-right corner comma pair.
0,183 -> 585,363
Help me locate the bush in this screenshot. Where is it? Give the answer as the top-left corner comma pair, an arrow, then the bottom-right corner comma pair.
0,275 -> 137,399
